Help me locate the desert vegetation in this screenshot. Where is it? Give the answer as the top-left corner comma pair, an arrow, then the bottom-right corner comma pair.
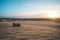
0,21 -> 60,40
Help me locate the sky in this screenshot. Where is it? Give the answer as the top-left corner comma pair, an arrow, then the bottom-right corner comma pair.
0,0 -> 60,18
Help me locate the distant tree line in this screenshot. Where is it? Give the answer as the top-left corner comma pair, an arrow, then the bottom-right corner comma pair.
0,18 -> 60,22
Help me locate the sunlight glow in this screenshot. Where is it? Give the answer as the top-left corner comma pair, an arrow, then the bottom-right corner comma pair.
47,13 -> 58,18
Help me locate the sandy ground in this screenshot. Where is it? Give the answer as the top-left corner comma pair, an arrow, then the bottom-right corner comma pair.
0,21 -> 60,40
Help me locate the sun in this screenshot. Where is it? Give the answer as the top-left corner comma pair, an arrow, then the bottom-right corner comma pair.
47,13 -> 58,18
49,13 -> 58,18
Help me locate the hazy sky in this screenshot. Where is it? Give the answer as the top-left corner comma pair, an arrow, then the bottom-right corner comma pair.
0,0 -> 60,18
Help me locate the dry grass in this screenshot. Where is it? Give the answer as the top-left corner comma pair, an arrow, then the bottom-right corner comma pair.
0,21 -> 60,40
